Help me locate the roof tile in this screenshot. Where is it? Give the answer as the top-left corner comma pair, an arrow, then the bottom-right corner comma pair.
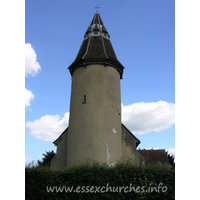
68,12 -> 124,78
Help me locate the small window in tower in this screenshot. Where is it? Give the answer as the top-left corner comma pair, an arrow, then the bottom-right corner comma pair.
82,95 -> 87,104
94,30 -> 98,34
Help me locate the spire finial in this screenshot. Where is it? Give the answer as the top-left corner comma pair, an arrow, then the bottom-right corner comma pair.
95,5 -> 100,11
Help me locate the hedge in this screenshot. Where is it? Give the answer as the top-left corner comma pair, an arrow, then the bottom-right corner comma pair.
25,160 -> 175,200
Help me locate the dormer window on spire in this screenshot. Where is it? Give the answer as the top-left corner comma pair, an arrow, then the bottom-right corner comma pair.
93,24 -> 99,35
69,11 -> 124,79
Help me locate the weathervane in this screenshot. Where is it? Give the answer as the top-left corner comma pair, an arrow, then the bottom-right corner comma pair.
95,5 -> 100,11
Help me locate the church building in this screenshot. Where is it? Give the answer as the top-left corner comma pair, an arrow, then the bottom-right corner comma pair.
51,11 -> 145,169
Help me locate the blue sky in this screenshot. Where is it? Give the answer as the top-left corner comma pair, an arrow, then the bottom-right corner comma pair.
25,0 -> 175,163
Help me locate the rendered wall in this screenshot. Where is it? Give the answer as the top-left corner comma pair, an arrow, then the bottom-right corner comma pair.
121,126 -> 145,166
66,64 -> 122,167
51,129 -> 68,169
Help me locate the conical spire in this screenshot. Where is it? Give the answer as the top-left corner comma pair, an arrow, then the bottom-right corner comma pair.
90,11 -> 104,26
68,11 -> 124,79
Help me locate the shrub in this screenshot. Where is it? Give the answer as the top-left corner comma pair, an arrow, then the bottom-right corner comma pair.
25,159 -> 175,200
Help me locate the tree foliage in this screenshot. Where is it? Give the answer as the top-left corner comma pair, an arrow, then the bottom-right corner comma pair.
37,150 -> 55,167
166,152 -> 175,169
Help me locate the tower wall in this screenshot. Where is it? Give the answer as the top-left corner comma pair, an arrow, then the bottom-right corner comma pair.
66,64 -> 122,166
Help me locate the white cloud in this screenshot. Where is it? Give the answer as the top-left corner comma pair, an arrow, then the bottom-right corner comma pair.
167,148 -> 175,156
145,148 -> 160,150
25,112 -> 69,142
25,43 -> 41,77
122,101 -> 175,135
25,43 -> 41,108
25,101 -> 175,142
25,88 -> 34,108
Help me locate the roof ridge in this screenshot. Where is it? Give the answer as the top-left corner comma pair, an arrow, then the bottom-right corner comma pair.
98,13 -> 108,58
82,35 -> 91,59
82,13 -> 98,59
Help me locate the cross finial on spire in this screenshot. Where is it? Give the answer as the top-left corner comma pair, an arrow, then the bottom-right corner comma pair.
95,5 -> 100,11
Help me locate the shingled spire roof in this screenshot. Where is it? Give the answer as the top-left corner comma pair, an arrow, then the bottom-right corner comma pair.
68,11 -> 124,79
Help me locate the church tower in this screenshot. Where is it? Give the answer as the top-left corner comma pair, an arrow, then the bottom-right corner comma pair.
66,11 -> 124,166
51,11 -> 144,169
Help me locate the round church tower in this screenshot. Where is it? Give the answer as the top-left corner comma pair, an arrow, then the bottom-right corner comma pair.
66,11 -> 124,166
